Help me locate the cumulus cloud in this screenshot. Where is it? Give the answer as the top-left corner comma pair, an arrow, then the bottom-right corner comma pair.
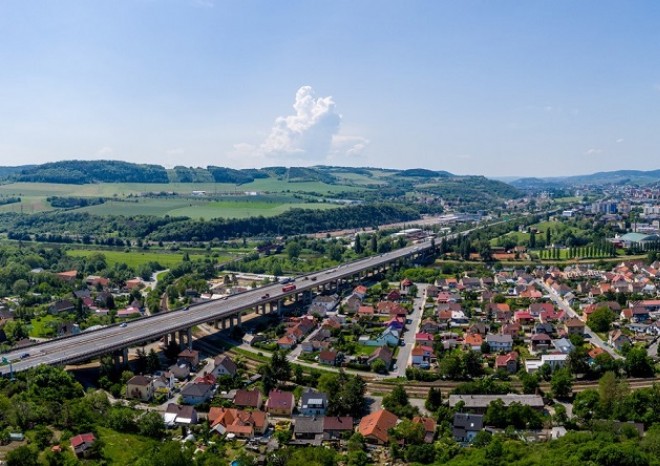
616,138 -> 624,143
234,86 -> 368,164
585,148 -> 603,156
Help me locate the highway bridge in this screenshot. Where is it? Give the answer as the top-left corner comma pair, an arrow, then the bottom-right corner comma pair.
0,239 -> 435,376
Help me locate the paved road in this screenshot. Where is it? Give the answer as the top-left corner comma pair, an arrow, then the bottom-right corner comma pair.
536,279 -> 623,360
0,241 -> 434,376
392,283 -> 428,377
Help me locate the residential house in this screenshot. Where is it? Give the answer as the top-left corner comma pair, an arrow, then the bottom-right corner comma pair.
448,394 -> 544,413
359,327 -> 400,347
357,305 -> 375,318
453,413 -> 484,443
152,371 -> 176,397
415,332 -> 435,345
357,409 -> 399,445
411,346 -> 434,366
500,322 -> 521,336
85,275 -> 109,289
181,382 -> 214,405
495,352 -> 518,373
278,335 -> 296,350
323,416 -> 354,440
125,278 -> 143,291
368,346 -> 393,370
266,389 -> 295,417
57,270 -> 78,283
552,338 -> 575,354
400,278 -> 413,293
126,375 -> 154,402
299,389 -> 328,416
233,389 -> 263,409
213,355 -> 238,377
486,334 -> 513,353
420,319 -> 441,334
209,407 -> 268,437
163,404 -> 198,427
353,285 -> 368,299
609,330 -> 632,351
468,322 -> 488,335
49,299 -> 75,315
319,350 -> 338,366
70,433 -> 96,458
168,364 -> 191,381
463,333 -> 483,352
293,416 -> 324,440
413,416 -> 437,443
530,333 -> 552,353
177,349 -> 200,368
564,317 -> 585,336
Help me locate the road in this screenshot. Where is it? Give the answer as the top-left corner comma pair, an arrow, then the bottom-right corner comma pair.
0,240 -> 434,376
536,279 -> 623,360
391,283 -> 428,377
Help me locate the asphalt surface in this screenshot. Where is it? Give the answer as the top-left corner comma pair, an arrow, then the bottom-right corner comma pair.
392,283 -> 428,377
0,240 -> 434,376
536,279 -> 623,360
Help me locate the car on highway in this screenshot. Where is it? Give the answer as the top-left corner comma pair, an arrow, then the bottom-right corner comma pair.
261,293 -> 270,299
399,340 -> 405,346
20,353 -> 30,359
311,277 -> 317,281
183,306 -> 190,311
120,322 -> 128,328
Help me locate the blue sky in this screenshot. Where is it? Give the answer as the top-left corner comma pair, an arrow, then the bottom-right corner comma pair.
1,0 -> 659,176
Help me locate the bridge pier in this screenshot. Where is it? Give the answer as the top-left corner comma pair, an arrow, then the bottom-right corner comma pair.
170,332 -> 177,347
237,313 -> 242,326
277,298 -> 283,315
122,347 -> 129,366
186,328 -> 192,350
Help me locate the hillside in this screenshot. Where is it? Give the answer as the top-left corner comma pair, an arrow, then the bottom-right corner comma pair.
509,169 -> 660,188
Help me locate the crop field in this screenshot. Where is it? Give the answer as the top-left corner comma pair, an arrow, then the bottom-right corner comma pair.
66,249 -> 214,268
0,180 -> 362,217
72,198 -> 340,218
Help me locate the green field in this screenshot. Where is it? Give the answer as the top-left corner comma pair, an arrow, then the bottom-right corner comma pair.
67,249 -> 213,268
97,427 -> 158,465
0,181 -> 357,217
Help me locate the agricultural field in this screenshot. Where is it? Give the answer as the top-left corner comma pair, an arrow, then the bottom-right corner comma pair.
66,249 -> 213,268
0,180 -> 360,218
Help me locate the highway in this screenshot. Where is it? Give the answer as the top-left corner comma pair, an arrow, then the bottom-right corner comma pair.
0,240 -> 434,376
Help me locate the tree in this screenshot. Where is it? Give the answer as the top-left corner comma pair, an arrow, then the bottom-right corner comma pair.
598,371 -> 628,418
138,411 -> 166,439
370,235 -> 378,253
146,349 -> 161,373
624,346 -> 655,377
12,279 -> 29,296
529,230 -> 536,249
370,358 -> 387,374
391,418 -> 425,445
589,307 -> 616,332
354,234 -> 363,254
6,445 -> 38,466
550,368 -> 573,399
425,387 -> 442,412
573,389 -> 600,422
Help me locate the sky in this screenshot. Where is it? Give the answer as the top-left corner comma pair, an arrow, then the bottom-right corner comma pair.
1,1 -> 660,177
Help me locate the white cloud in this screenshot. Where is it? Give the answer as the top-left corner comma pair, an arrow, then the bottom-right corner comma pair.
585,148 -> 603,156
616,138 -> 624,143
234,86 -> 368,164
95,146 -> 114,158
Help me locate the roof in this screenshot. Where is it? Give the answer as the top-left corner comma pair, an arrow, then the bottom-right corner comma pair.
448,394 -> 544,409
358,409 -> 398,443
453,412 -> 484,430
620,232 -> 660,242
565,317 -> 585,328
181,382 -> 213,397
293,416 -> 324,434
70,433 -> 95,448
323,416 -> 353,431
214,355 -> 238,374
127,375 -> 152,387
486,334 -> 512,344
267,389 -> 294,410
412,416 -> 436,433
234,389 -> 261,407
165,403 -> 196,418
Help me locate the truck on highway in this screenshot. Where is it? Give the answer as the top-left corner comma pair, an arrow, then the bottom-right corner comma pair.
282,284 -> 296,293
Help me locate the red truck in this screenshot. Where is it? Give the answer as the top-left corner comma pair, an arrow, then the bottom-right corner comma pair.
282,284 -> 297,292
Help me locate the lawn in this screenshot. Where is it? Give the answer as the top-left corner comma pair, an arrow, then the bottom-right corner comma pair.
166,200 -> 339,219
28,314 -> 60,338
353,345 -> 378,356
97,426 -> 158,465
67,249 -> 209,268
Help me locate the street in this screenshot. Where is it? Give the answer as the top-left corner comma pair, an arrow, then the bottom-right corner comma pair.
391,283 -> 428,377
536,279 -> 623,360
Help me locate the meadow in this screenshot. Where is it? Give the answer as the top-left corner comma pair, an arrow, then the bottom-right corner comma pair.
66,249 -> 214,268
0,180 -> 362,217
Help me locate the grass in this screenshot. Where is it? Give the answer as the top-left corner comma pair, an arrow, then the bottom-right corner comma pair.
66,249 -> 210,268
353,345 -> 378,356
29,314 -> 60,338
97,426 -> 158,465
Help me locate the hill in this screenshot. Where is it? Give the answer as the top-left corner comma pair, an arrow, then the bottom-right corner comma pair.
14,160 -> 169,184
509,169 -> 660,188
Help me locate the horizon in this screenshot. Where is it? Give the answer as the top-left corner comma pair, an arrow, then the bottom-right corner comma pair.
2,1 -> 660,176
1,158 -> 659,181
